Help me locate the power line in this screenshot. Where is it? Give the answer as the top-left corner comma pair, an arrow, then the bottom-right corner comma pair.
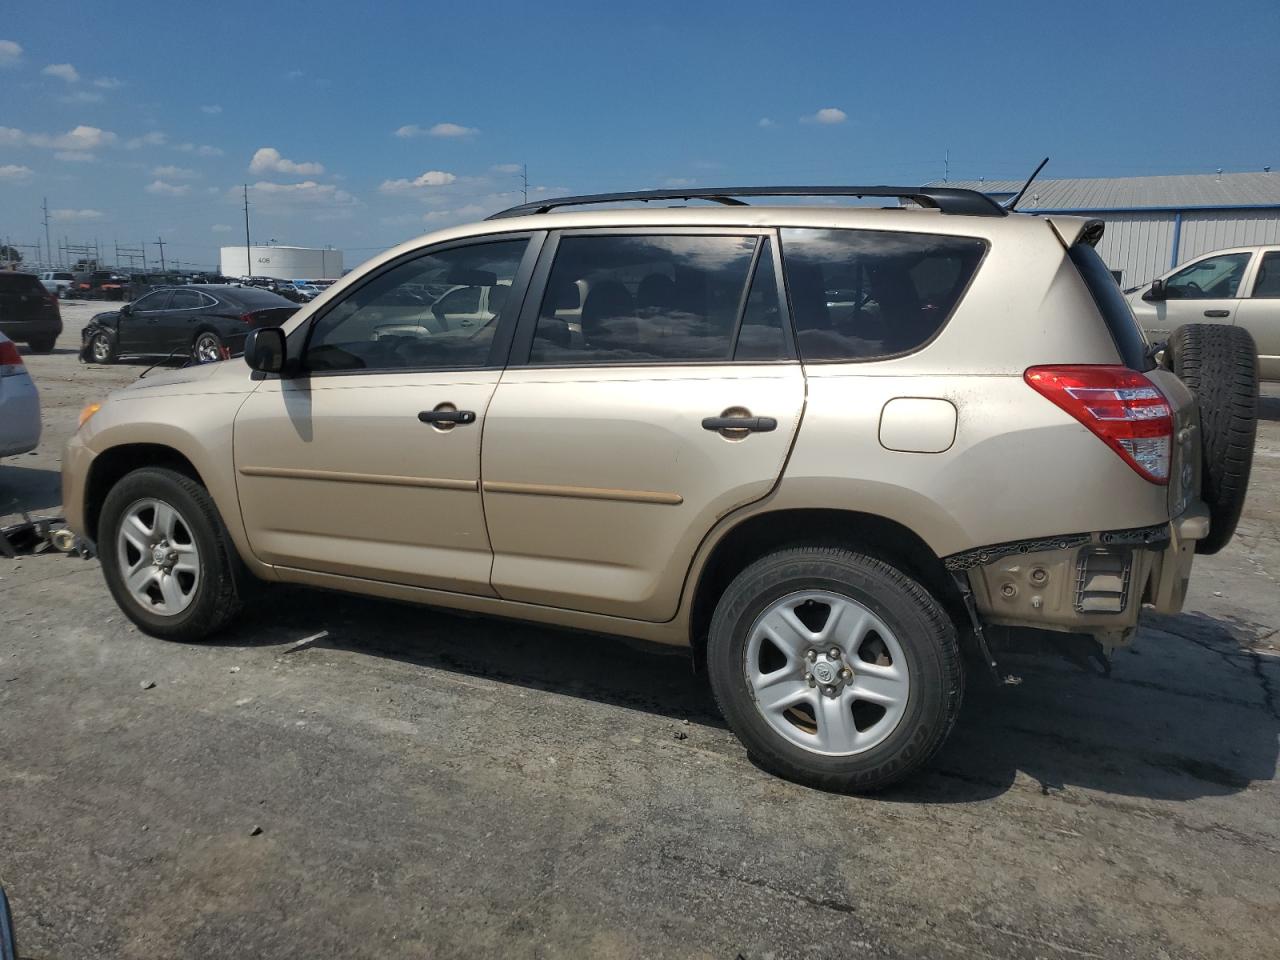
243,184 -> 252,278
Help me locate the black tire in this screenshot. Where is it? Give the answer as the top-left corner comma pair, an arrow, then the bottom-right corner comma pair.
192,330 -> 224,363
89,330 -> 116,364
27,336 -> 56,354
1167,323 -> 1258,554
98,467 -> 247,641
707,547 -> 963,793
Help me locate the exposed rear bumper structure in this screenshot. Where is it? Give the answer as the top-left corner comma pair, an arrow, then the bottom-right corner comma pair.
949,502 -> 1209,647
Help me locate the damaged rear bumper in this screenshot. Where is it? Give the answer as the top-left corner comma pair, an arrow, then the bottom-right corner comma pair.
946,501 -> 1209,642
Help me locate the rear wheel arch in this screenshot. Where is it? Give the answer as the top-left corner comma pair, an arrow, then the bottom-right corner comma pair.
688,508 -> 964,660
84,444 -> 205,543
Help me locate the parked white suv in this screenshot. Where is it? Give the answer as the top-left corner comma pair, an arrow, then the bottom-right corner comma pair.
1129,245 -> 1279,380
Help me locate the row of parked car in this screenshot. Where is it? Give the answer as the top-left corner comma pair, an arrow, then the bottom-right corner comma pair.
38,270 -> 335,304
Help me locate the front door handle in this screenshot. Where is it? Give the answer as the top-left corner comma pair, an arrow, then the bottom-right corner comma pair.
701,415 -> 777,433
1204,309 -> 1230,318
418,409 -> 476,425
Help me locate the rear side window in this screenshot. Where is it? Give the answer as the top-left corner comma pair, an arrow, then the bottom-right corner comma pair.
529,234 -> 759,364
780,228 -> 986,361
0,274 -> 46,295
1069,244 -> 1150,370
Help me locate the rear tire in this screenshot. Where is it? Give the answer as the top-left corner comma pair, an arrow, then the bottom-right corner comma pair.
192,330 -> 224,363
98,467 -> 246,641
27,336 -> 56,354
707,546 -> 963,793
1167,323 -> 1258,554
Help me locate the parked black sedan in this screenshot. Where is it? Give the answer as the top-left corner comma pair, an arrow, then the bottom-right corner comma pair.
82,285 -> 298,364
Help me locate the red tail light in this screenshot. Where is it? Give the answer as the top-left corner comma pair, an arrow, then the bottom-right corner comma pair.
0,339 -> 24,377
1024,365 -> 1172,484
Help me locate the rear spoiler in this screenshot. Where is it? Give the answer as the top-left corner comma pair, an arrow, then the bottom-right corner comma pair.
1046,217 -> 1105,249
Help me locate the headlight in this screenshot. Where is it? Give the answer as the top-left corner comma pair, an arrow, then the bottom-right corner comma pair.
78,402 -> 102,429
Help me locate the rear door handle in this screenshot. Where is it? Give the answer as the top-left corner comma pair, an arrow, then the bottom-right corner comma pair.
1204,309 -> 1230,318
418,409 -> 476,425
701,416 -> 777,433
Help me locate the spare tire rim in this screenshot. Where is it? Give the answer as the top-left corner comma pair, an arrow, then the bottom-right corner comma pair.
744,590 -> 910,757
116,498 -> 201,615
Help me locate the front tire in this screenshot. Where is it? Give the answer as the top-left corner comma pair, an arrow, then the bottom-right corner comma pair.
89,330 -> 116,364
707,547 -> 963,793
98,467 -> 246,641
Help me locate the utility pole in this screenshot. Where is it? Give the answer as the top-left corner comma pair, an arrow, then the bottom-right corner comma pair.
243,184 -> 252,278
944,148 -> 950,182
42,197 -> 53,269
520,163 -> 528,204
154,236 -> 167,272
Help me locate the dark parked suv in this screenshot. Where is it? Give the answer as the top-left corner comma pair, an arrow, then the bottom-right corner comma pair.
0,272 -> 63,353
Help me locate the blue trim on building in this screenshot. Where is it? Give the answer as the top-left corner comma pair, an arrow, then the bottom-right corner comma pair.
1170,212 -> 1182,268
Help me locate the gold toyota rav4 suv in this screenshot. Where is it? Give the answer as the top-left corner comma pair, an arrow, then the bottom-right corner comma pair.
63,186 -> 1259,791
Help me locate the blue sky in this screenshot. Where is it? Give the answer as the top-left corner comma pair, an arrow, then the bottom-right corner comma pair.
2,0 -> 1278,271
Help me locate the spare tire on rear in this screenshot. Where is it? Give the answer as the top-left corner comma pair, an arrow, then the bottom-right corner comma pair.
1166,323 -> 1258,554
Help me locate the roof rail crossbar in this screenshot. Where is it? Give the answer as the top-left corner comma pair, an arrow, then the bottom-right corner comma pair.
487,185 -> 1007,219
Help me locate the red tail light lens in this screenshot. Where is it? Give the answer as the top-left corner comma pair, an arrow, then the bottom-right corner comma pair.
1024,365 -> 1172,484
0,339 -> 24,377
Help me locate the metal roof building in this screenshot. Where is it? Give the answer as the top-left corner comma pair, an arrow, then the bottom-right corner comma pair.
931,171 -> 1280,287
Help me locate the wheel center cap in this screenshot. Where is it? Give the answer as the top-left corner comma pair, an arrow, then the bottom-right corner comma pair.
812,660 -> 837,685
151,545 -> 168,566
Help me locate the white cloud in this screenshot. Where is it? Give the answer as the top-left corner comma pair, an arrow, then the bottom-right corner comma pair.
491,163 -> 523,174
54,150 -> 96,162
250,146 -> 324,175
51,208 -> 102,221
0,40 -> 23,68
60,90 -> 103,104
803,107 -> 847,125
395,122 -> 479,138
662,177 -> 696,187
0,163 -> 32,180
201,104 -> 222,114
430,122 -> 478,138
93,76 -> 123,89
152,165 -> 199,179
247,180 -> 356,205
286,69 -> 304,80
211,224 -> 233,232
42,63 -> 79,83
379,170 -> 458,193
146,179 -> 190,196
176,142 -> 223,156
125,130 -> 167,149
1,124 -> 118,153
758,117 -> 776,128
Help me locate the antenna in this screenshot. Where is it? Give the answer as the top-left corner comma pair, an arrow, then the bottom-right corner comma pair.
1005,157 -> 1050,211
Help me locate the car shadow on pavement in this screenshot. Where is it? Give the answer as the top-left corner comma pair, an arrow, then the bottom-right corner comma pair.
0,464 -> 63,515
1258,393 -> 1280,422
208,585 -> 723,725
206,585 -> 1278,805
887,610 -> 1279,804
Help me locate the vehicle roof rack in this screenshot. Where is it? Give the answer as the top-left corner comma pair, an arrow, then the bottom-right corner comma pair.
487,185 -> 1007,220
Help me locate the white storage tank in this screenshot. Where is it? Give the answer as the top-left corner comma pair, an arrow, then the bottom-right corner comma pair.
220,245 -> 344,280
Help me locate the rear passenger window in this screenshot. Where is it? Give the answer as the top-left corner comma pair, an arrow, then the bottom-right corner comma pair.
735,239 -> 787,361
780,228 -> 986,361
529,234 -> 760,364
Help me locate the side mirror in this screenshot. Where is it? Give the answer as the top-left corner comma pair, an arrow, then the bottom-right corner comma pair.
1145,278 -> 1166,302
244,327 -> 286,374
119,304 -> 133,317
